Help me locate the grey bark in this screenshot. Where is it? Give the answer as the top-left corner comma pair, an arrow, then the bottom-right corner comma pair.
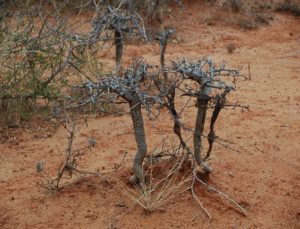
157,28 -> 174,91
160,37 -> 167,92
179,60 -> 214,166
156,29 -> 185,149
129,96 -> 147,183
167,88 -> 186,148
193,96 -> 209,165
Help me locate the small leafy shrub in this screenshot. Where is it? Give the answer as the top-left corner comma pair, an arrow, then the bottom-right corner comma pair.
0,3 -> 86,126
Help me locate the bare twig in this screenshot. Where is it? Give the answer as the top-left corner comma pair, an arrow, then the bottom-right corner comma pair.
194,173 -> 247,216
191,175 -> 212,220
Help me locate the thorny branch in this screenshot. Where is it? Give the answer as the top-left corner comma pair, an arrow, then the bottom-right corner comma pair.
64,56 -> 246,183
68,59 -> 164,183
3,0 -> 250,219
171,58 -> 244,167
155,28 -> 191,158
38,119 -> 108,191
0,1 -> 86,100
89,5 -> 147,67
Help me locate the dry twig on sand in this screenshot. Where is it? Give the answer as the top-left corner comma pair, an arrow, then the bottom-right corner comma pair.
38,118 -> 108,191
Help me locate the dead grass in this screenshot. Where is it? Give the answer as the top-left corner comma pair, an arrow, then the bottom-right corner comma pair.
123,152 -> 192,213
225,43 -> 236,53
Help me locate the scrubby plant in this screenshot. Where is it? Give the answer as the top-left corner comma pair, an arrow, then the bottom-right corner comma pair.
226,43 -> 236,53
276,0 -> 300,16
224,0 -> 244,13
0,2 -> 86,126
218,0 -> 273,30
0,0 -> 249,218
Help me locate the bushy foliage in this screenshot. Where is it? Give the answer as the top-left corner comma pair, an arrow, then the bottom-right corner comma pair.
0,3 -> 87,125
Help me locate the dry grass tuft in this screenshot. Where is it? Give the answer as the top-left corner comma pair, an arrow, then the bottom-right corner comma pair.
123,150 -> 192,213
226,43 -> 236,53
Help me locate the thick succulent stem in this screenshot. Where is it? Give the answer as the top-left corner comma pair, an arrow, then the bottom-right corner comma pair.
158,29 -> 184,147
167,88 -> 186,148
193,97 -> 209,165
115,29 -> 123,68
160,40 -> 168,92
205,91 -> 227,160
129,96 -> 147,183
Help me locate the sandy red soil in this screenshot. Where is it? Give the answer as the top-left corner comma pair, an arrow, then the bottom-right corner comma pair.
1,1 -> 300,228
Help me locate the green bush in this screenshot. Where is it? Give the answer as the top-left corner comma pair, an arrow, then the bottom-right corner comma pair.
0,4 -> 85,125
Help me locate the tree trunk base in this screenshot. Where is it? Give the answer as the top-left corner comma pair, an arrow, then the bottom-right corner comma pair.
195,162 -> 213,174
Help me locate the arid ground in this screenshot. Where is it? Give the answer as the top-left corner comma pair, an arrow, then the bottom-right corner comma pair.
1,1 -> 300,228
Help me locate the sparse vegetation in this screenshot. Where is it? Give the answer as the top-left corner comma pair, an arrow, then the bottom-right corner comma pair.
124,149 -> 191,213
3,1 -> 299,227
226,43 -> 237,53
276,0 -> 300,16
0,2 -> 86,126
223,0 -> 244,13
3,0 -> 246,205
201,0 -> 275,30
38,118 -> 109,191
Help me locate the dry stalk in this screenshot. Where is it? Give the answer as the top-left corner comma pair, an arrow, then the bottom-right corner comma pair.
38,118 -> 108,191
191,175 -> 212,220
123,149 -> 191,213
194,172 -> 247,216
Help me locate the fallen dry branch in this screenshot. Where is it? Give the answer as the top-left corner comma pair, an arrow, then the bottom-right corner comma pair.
191,175 -> 212,220
38,118 -> 109,191
194,171 -> 248,217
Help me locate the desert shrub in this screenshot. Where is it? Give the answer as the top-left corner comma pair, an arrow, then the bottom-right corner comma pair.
254,12 -> 272,24
276,0 -> 300,16
244,11 -> 273,29
105,0 -> 183,25
223,0 -> 243,12
226,43 -> 236,53
236,16 -> 258,30
233,8 -> 272,29
0,2 -> 91,126
217,0 -> 273,29
25,1 -> 250,217
202,0 -> 218,5
0,0 -> 155,126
